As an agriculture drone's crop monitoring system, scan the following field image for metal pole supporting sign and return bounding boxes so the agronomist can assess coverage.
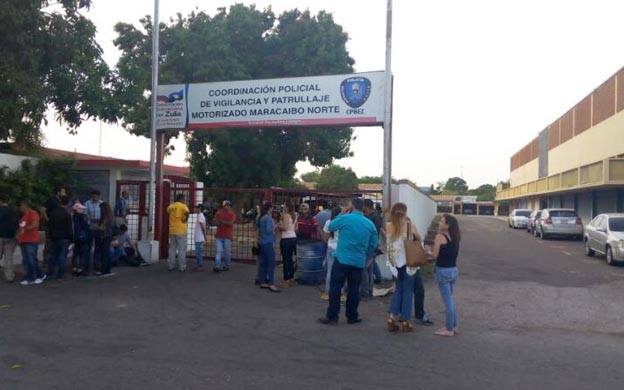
[382,0,393,210]
[143,0,160,262]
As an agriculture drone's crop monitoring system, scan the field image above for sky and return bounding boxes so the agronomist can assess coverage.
[42,0,624,189]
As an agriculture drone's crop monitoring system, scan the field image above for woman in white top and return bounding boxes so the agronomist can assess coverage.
[278,200,297,287]
[321,206,342,300]
[386,202,422,332]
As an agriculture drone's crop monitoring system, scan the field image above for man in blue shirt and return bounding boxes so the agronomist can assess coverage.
[319,198,378,325]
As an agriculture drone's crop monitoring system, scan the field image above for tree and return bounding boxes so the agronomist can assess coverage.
[113,5,355,187]
[469,184,497,201]
[359,175,383,184]
[0,1,116,149]
[443,177,468,195]
[316,165,359,190]
[0,157,84,208]
[301,171,321,183]
[429,184,441,195]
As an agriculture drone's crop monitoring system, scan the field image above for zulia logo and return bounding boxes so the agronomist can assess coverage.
[340,77,371,108]
[157,90,184,103]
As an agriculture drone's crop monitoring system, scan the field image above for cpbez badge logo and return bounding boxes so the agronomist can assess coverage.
[340,77,371,108]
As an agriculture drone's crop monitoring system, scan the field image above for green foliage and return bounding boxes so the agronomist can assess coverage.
[301,171,321,183]
[468,184,497,201]
[443,177,468,195]
[316,165,359,190]
[359,175,383,184]
[0,1,116,149]
[113,5,355,187]
[0,157,83,208]
[429,184,442,195]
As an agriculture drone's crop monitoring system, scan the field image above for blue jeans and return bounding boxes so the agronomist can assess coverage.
[326,259,362,321]
[214,238,231,269]
[257,243,275,285]
[48,239,69,278]
[195,241,204,267]
[436,267,459,331]
[389,266,416,320]
[279,238,297,281]
[20,243,44,282]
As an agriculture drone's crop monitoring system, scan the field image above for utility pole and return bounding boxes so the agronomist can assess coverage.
[147,0,160,242]
[382,0,393,210]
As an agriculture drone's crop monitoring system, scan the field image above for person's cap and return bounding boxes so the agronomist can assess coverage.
[222,200,232,207]
[73,203,86,213]
[196,203,203,210]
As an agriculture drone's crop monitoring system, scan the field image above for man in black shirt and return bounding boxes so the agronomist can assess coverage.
[47,196,73,279]
[0,194,19,283]
[361,199,384,299]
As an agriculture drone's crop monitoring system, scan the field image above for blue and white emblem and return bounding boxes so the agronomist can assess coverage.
[340,77,371,108]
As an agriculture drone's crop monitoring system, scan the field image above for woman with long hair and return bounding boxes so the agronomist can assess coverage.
[278,200,297,288]
[430,214,461,337]
[321,206,342,300]
[386,203,422,332]
[94,202,114,276]
[257,202,279,292]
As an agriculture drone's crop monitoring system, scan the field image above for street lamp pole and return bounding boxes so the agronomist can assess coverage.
[147,0,160,242]
[382,0,393,210]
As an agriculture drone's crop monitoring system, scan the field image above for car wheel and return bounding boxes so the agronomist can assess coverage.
[606,247,616,266]
[584,239,595,257]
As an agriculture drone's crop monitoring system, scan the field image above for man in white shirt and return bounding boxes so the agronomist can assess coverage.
[193,204,207,272]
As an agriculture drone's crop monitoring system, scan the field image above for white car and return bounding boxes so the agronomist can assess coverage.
[509,209,532,229]
[584,213,624,265]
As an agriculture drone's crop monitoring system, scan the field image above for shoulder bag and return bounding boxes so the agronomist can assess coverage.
[404,220,427,267]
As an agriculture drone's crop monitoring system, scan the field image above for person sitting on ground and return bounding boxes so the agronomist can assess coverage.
[296,203,318,240]
[110,224,139,266]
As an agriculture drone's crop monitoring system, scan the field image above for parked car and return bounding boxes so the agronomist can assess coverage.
[527,210,542,235]
[537,209,583,240]
[584,213,624,265]
[508,209,532,229]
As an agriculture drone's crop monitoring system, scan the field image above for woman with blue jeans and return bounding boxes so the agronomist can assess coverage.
[429,214,461,337]
[386,203,422,332]
[257,203,279,293]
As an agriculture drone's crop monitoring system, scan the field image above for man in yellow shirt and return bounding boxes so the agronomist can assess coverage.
[167,193,190,272]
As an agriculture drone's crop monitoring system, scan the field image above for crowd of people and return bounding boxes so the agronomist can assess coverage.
[0,187,141,286]
[1,188,462,337]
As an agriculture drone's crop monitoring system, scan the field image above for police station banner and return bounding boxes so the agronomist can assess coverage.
[155,71,385,130]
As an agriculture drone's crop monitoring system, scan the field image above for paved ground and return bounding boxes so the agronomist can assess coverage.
[2,216,624,390]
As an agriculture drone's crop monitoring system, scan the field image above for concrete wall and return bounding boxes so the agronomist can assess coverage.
[510,158,539,187]
[391,184,437,238]
[0,153,35,171]
[548,111,624,176]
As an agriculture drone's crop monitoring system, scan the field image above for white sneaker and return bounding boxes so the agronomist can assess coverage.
[20,280,34,286]
[34,275,47,284]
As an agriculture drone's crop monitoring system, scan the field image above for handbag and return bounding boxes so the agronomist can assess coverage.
[404,221,427,267]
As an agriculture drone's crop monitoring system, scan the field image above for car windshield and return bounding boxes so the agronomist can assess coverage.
[608,218,624,232]
[549,210,576,218]
[516,211,531,217]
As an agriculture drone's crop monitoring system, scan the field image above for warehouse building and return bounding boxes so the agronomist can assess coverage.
[496,66,624,222]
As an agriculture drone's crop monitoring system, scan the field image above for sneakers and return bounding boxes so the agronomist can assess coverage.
[320,292,329,301]
[20,280,34,286]
[34,275,47,285]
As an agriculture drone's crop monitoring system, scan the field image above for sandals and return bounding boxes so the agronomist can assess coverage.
[387,317,399,332]
[400,321,414,332]
[434,327,455,337]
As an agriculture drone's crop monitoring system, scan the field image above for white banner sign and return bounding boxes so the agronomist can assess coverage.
[155,71,385,130]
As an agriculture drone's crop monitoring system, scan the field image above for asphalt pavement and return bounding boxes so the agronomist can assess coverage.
[1,215,623,390]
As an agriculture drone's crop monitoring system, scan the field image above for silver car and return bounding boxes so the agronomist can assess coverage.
[509,209,532,229]
[537,208,583,240]
[584,213,624,265]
